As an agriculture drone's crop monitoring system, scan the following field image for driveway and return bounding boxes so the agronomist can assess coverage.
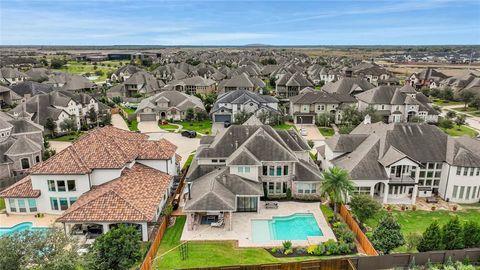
[137,121,164,133]
[147,132,199,167]
[48,141,72,153]
[211,122,226,135]
[111,114,129,130]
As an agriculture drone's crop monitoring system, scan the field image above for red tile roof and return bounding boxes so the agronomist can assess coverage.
[31,126,177,175]
[0,176,40,198]
[57,163,172,223]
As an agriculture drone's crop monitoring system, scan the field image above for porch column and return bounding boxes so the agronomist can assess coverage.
[102,223,110,235]
[229,211,233,231]
[370,186,375,197]
[64,223,71,236]
[411,185,418,205]
[140,223,148,241]
[383,183,389,204]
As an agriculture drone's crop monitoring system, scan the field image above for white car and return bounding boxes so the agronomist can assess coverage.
[300,128,307,136]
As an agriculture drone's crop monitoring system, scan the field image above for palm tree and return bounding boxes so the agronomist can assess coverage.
[320,166,355,216]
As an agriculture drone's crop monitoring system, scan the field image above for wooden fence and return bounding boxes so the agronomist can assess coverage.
[339,204,378,256]
[186,258,357,270]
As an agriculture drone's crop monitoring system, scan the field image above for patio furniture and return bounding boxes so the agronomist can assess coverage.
[211,219,224,227]
[265,201,279,209]
[426,197,438,203]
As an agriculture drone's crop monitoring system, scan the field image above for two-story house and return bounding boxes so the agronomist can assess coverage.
[165,76,217,95]
[107,71,165,99]
[355,84,439,123]
[318,122,480,205]
[217,73,265,93]
[275,72,314,98]
[210,90,279,124]
[289,87,357,124]
[407,68,449,89]
[183,118,321,231]
[110,65,143,83]
[351,62,391,86]
[0,68,28,86]
[0,126,180,241]
[44,73,96,92]
[135,90,206,122]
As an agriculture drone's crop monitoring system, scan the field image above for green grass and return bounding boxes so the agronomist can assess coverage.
[128,120,139,131]
[155,216,319,270]
[451,106,478,113]
[273,122,295,130]
[364,209,480,252]
[159,123,179,131]
[182,153,195,171]
[320,204,334,221]
[318,127,335,137]
[0,198,5,210]
[50,132,84,142]
[178,120,212,134]
[432,99,463,107]
[120,106,136,115]
[440,125,479,137]
[52,60,121,82]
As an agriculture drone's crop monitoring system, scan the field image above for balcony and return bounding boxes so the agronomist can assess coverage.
[389,175,416,184]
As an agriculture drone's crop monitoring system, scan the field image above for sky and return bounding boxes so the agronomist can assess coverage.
[0,0,479,46]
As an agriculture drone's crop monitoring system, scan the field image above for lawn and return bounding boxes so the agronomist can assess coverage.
[159,123,180,131]
[318,127,335,137]
[432,99,463,107]
[128,120,139,131]
[52,60,122,82]
[451,107,478,113]
[440,125,479,137]
[50,132,84,142]
[0,198,5,210]
[273,122,295,130]
[155,216,318,270]
[120,106,136,115]
[364,208,480,252]
[182,153,195,171]
[179,120,212,135]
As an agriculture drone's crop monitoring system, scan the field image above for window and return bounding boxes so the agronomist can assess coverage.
[67,180,76,191]
[9,198,16,212]
[428,163,434,169]
[459,186,465,199]
[477,168,480,176]
[59,198,69,210]
[434,171,441,178]
[470,169,474,176]
[419,171,425,178]
[219,159,226,163]
[69,197,77,206]
[268,183,274,194]
[283,166,289,175]
[298,183,304,193]
[353,186,371,195]
[50,197,59,210]
[28,199,37,212]
[48,180,56,191]
[244,167,250,173]
[297,183,317,194]
[436,163,443,170]
[269,166,274,176]
[212,159,218,163]
[57,180,66,192]
[463,168,468,176]
[17,199,27,213]
[21,158,30,169]
[466,187,471,199]
[472,187,477,199]
[433,180,440,186]
[263,166,268,175]
[452,186,458,198]
[456,167,462,175]
[35,156,40,163]
[276,166,282,176]
[238,167,244,173]
[237,197,258,212]
[275,182,282,193]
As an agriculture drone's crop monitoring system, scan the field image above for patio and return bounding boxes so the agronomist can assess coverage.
[0,213,60,228]
[180,201,336,247]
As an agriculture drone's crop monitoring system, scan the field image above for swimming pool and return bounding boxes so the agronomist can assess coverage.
[251,213,322,243]
[0,222,49,237]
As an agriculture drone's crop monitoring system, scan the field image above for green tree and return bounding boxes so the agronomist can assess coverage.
[316,112,334,127]
[100,112,112,126]
[349,194,382,223]
[234,110,253,124]
[320,166,355,216]
[340,105,363,126]
[417,221,443,252]
[455,114,467,126]
[50,58,65,69]
[185,108,195,121]
[371,214,405,254]
[446,111,457,119]
[459,91,475,109]
[363,106,383,123]
[470,96,480,110]
[442,216,464,250]
[85,224,141,270]
[441,88,454,101]
[45,117,57,136]
[87,107,98,123]
[405,232,422,252]
[463,221,480,248]
[439,118,454,129]
[59,118,78,134]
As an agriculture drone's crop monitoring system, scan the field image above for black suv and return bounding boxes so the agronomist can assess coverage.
[181,130,197,138]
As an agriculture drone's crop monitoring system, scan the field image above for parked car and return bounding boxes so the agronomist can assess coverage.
[224,120,231,128]
[300,127,307,136]
[181,130,197,138]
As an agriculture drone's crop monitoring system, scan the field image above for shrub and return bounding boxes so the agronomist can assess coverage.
[405,232,422,252]
[463,221,480,248]
[349,194,382,223]
[306,245,317,255]
[418,221,443,252]
[332,222,355,243]
[284,248,293,255]
[282,240,292,250]
[431,206,436,211]
[442,216,464,250]
[439,118,454,129]
[323,239,339,255]
[371,214,404,254]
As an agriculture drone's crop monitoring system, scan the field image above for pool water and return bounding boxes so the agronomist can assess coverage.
[251,213,322,243]
[0,222,49,237]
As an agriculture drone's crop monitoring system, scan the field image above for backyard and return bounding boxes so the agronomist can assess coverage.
[49,132,84,142]
[318,127,335,137]
[169,120,212,135]
[154,216,319,270]
[439,124,479,137]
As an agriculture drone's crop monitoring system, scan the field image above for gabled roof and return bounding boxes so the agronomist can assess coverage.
[322,78,374,96]
[0,176,40,198]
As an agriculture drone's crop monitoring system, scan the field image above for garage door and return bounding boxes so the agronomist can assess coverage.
[139,114,157,122]
[214,114,231,123]
[296,115,313,124]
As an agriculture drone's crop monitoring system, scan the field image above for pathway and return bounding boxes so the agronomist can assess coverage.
[48,141,72,153]
[440,105,480,132]
[111,114,129,131]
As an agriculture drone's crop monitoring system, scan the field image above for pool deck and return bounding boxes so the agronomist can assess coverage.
[0,213,61,228]
[180,201,336,247]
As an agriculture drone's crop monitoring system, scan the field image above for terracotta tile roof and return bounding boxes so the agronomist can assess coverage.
[0,176,40,198]
[30,126,177,175]
[57,163,172,223]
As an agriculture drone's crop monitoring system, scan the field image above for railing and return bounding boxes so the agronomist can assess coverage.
[389,175,415,184]
[339,204,379,256]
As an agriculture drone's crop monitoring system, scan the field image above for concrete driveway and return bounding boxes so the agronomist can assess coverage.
[212,122,226,135]
[138,121,164,133]
[147,132,199,167]
[48,141,72,153]
[295,124,325,150]
[111,114,129,130]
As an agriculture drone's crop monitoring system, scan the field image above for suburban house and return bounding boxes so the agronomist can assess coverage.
[322,77,375,97]
[210,90,279,124]
[0,112,44,183]
[0,85,22,108]
[165,76,217,95]
[110,65,143,82]
[11,90,101,134]
[0,126,180,241]
[318,122,480,204]
[309,67,341,84]
[25,68,51,82]
[107,71,165,98]
[439,73,480,95]
[355,84,439,123]
[289,87,357,124]
[135,90,206,122]
[0,67,28,85]
[407,68,449,89]
[217,73,265,93]
[275,72,314,98]
[44,73,97,92]
[183,118,321,230]
[10,81,56,102]
[351,62,391,86]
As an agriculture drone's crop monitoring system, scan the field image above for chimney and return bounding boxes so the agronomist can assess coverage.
[363,114,371,125]
[235,140,238,149]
